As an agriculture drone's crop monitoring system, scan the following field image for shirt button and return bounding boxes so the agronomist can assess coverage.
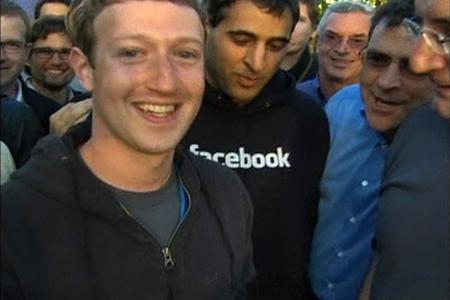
[361,180,369,187]
[337,251,344,258]
[349,217,356,223]
[328,283,334,289]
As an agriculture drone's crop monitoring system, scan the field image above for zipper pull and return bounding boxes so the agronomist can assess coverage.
[162,247,175,269]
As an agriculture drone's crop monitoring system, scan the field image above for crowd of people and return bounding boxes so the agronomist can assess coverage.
[1,0,448,299]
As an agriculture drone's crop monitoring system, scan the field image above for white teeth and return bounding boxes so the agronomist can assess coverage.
[137,103,175,114]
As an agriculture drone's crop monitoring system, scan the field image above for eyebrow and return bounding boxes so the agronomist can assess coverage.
[227,29,290,44]
[113,34,204,46]
[325,30,367,38]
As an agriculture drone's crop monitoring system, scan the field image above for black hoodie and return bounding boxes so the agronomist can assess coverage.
[183,70,329,300]
[1,125,255,300]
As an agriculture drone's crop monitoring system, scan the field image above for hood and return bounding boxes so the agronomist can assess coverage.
[203,69,297,114]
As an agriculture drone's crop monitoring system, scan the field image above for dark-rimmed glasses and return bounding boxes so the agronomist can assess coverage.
[31,47,71,60]
[402,17,450,55]
[0,40,26,54]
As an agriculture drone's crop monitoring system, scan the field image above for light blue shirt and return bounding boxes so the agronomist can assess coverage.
[296,75,326,106]
[309,84,389,300]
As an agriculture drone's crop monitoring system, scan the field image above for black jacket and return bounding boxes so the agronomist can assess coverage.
[0,96,45,167]
[1,126,255,300]
[183,70,329,299]
[20,79,62,133]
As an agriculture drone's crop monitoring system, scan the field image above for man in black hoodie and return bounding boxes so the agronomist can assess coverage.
[1,1,255,299]
[183,0,329,299]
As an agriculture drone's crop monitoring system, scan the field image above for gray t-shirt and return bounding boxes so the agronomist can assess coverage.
[110,169,181,246]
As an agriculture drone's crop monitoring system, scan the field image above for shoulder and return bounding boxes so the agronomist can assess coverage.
[390,104,449,156]
[325,84,363,120]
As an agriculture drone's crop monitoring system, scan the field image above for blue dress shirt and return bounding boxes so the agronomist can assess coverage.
[296,75,326,106]
[309,84,389,300]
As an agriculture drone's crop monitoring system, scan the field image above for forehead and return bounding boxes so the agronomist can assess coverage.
[40,3,70,17]
[218,0,293,37]
[325,11,371,35]
[415,0,450,26]
[0,16,27,41]
[367,22,414,57]
[299,2,310,20]
[34,32,72,46]
[94,1,203,43]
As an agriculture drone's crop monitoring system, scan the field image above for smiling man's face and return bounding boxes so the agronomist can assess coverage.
[317,11,371,85]
[361,21,433,136]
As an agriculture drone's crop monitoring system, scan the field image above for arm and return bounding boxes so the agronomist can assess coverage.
[49,98,92,136]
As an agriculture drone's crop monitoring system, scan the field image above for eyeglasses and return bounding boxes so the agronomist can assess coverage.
[0,40,26,54]
[402,17,450,55]
[363,50,421,78]
[321,31,368,52]
[31,47,71,60]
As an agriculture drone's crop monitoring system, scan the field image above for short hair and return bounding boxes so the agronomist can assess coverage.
[299,0,319,27]
[34,0,71,19]
[0,0,32,42]
[30,16,69,44]
[369,0,414,37]
[317,1,374,35]
[67,0,205,65]
[204,0,299,30]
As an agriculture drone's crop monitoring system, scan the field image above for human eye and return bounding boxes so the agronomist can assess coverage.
[349,37,367,48]
[267,40,288,52]
[4,40,23,51]
[119,48,141,58]
[229,33,252,46]
[324,32,338,41]
[365,51,390,68]
[175,48,202,62]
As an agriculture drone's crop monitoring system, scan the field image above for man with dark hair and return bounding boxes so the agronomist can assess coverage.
[1,0,62,133]
[1,1,255,299]
[370,0,449,299]
[34,0,71,19]
[26,16,79,105]
[309,0,433,299]
[281,0,319,82]
[297,1,374,105]
[183,0,329,299]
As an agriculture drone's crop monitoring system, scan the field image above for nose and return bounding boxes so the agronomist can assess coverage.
[244,43,266,73]
[377,62,402,90]
[48,52,64,64]
[335,39,350,54]
[146,53,177,94]
[410,36,447,75]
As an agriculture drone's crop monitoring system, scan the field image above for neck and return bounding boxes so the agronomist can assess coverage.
[1,80,19,98]
[79,134,174,192]
[32,80,70,104]
[318,71,358,101]
[280,47,306,71]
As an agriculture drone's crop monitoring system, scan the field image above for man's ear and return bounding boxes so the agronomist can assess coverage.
[69,47,94,91]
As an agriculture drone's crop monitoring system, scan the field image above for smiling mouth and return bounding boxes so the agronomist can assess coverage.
[46,69,66,75]
[237,74,261,88]
[374,96,406,111]
[136,103,177,117]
